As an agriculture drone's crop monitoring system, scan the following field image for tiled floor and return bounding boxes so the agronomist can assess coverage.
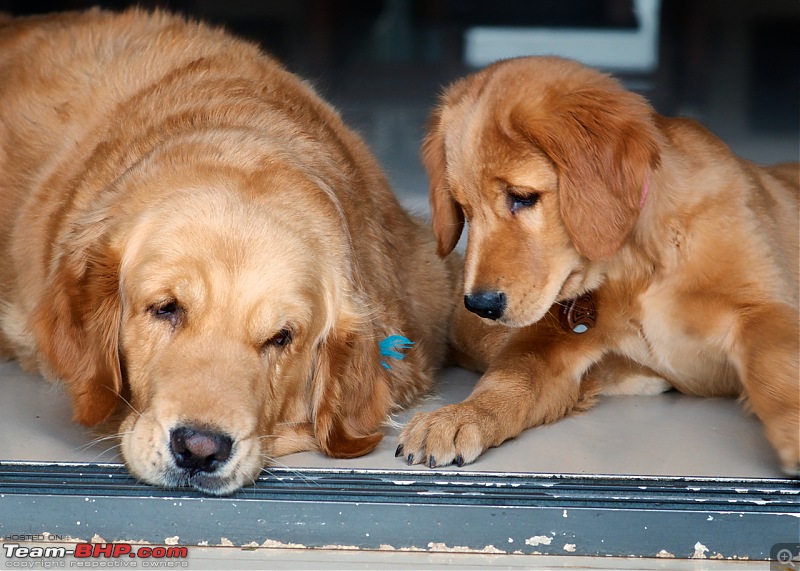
[0,361,786,478]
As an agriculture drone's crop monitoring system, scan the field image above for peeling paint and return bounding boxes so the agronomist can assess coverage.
[428,543,475,553]
[218,538,234,547]
[427,542,506,554]
[691,541,709,559]
[91,534,106,543]
[563,543,576,552]
[656,549,675,558]
[478,545,506,554]
[525,535,553,547]
[260,539,307,549]
[163,536,179,545]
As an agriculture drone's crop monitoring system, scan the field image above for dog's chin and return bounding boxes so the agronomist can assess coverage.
[496,303,550,329]
[166,469,248,496]
[130,464,253,496]
[500,268,589,328]
[556,269,591,302]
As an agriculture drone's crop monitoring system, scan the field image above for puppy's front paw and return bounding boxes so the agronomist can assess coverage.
[397,403,494,468]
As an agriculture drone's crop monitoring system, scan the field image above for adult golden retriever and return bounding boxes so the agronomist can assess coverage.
[0,9,458,495]
[397,56,799,475]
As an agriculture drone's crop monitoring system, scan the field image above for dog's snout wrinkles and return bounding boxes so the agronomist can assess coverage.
[170,427,233,472]
[464,291,506,320]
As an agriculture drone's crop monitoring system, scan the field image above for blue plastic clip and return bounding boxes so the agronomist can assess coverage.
[379,335,414,370]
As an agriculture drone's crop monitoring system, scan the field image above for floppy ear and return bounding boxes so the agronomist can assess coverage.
[423,107,464,258]
[514,81,662,260]
[311,307,394,458]
[31,226,122,426]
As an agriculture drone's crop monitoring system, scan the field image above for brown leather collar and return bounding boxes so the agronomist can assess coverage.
[558,292,597,334]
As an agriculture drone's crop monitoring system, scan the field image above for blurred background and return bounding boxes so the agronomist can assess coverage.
[3,0,797,212]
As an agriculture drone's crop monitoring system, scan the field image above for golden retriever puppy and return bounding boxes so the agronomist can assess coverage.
[0,9,458,495]
[398,56,799,475]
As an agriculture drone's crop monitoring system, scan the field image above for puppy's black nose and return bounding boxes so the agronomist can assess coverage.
[464,291,506,320]
[170,426,233,473]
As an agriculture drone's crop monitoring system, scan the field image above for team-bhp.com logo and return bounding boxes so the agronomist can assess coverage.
[3,536,188,568]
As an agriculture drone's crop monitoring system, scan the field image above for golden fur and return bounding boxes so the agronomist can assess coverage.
[0,9,458,495]
[398,57,799,475]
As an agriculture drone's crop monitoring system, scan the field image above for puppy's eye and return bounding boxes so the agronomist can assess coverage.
[262,328,293,351]
[148,300,182,327]
[507,191,540,213]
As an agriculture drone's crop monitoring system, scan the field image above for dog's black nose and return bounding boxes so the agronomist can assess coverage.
[464,290,506,320]
[170,427,233,473]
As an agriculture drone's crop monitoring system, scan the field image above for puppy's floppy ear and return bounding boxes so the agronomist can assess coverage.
[423,107,464,258]
[31,221,122,426]
[311,306,392,458]
[514,76,662,260]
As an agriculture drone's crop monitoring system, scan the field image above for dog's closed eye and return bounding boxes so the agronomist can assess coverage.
[507,189,540,214]
[261,328,293,351]
[149,299,183,329]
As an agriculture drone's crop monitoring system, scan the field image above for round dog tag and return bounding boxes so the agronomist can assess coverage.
[558,292,596,334]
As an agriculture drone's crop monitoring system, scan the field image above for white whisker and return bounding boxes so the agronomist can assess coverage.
[74,430,133,455]
[90,442,123,461]
[257,457,320,486]
[115,391,142,417]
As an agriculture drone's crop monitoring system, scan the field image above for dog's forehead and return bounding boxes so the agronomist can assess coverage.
[121,191,325,300]
[441,94,557,204]
[441,97,488,197]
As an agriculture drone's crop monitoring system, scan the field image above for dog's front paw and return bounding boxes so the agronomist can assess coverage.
[396,403,495,468]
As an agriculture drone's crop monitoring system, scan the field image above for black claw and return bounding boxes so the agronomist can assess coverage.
[395,444,404,458]
[428,456,436,469]
[406,453,414,466]
[455,454,465,467]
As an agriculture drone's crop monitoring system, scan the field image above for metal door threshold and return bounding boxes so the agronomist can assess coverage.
[1,461,797,560]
